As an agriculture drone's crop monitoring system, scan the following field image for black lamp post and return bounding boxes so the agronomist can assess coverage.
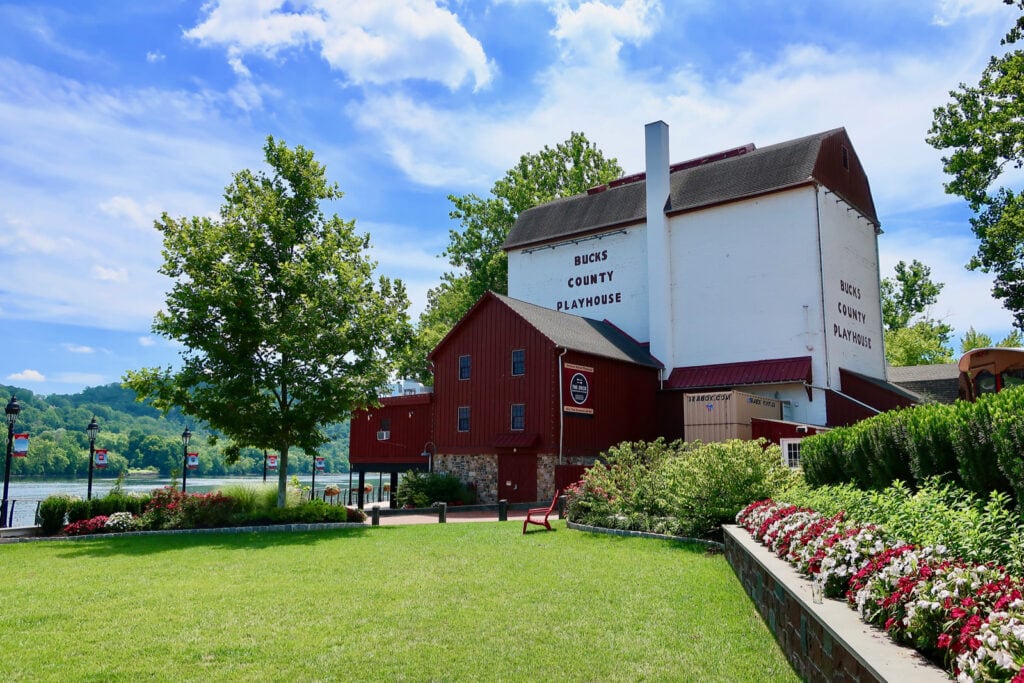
[181,426,192,493]
[2,395,21,528]
[86,416,99,501]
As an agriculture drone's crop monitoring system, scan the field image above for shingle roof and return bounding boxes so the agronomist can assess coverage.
[886,363,960,404]
[493,293,662,368]
[504,127,878,250]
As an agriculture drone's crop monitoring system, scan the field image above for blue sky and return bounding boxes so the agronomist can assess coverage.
[0,0,1019,396]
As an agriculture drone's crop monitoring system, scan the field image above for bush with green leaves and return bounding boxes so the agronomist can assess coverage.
[801,387,1024,504]
[65,492,152,525]
[565,438,797,539]
[236,500,364,525]
[779,476,1024,576]
[395,471,475,508]
[38,494,76,535]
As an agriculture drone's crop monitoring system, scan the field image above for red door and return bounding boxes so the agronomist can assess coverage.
[498,454,537,503]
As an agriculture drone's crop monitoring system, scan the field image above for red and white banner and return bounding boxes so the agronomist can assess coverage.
[94,449,108,469]
[314,456,325,471]
[562,363,594,415]
[267,454,278,470]
[186,452,199,470]
[12,432,28,457]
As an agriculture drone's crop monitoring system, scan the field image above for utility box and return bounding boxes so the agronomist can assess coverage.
[683,390,782,442]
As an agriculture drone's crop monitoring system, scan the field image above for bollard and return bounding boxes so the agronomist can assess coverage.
[558,494,566,520]
[436,502,447,523]
[371,506,380,526]
[498,499,508,522]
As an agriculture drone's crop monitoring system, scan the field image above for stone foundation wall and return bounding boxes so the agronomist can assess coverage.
[435,453,499,503]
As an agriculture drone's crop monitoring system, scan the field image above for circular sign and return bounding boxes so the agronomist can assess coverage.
[569,372,590,405]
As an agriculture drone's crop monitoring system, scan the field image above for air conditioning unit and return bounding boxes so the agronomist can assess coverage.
[376,430,391,441]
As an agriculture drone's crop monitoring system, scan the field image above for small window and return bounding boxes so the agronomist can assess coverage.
[511,349,525,376]
[841,145,850,171]
[780,438,802,469]
[459,355,471,380]
[457,406,470,432]
[511,403,525,431]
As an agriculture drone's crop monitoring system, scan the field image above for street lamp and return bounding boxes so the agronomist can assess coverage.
[85,416,100,501]
[2,395,21,527]
[181,426,192,493]
[420,441,435,473]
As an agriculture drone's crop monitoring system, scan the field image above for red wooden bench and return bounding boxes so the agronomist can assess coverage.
[522,489,560,534]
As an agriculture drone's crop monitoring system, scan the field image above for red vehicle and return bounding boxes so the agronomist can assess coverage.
[957,347,1024,401]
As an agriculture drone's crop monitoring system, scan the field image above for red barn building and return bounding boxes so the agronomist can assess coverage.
[348,393,433,506]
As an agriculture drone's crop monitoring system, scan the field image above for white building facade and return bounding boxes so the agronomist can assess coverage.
[505,122,904,428]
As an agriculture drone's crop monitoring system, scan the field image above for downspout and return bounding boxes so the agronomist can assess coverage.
[558,347,567,465]
[814,185,830,397]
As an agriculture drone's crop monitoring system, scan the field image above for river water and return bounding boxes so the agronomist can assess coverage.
[2,472,396,528]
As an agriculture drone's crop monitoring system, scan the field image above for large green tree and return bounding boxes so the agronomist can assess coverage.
[399,132,622,382]
[125,137,410,506]
[960,325,1024,353]
[880,259,954,365]
[928,0,1024,330]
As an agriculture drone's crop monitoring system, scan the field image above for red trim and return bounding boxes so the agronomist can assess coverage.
[666,356,812,390]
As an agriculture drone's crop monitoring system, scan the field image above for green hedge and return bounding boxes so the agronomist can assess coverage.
[802,387,1024,503]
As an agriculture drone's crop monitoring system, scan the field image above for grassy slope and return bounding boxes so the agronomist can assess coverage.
[1,522,797,682]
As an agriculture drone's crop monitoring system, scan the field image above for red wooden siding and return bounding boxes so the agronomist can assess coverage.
[349,394,433,467]
[430,297,557,454]
[560,350,659,457]
[812,129,878,225]
[751,418,825,444]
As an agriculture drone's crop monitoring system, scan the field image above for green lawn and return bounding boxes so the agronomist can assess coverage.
[1,521,797,682]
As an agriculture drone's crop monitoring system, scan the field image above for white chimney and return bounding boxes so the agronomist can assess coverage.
[645,120,674,378]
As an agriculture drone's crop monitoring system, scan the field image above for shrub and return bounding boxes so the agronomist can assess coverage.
[217,483,277,513]
[395,471,475,508]
[63,516,109,536]
[565,438,796,539]
[38,494,76,535]
[236,501,364,525]
[104,511,136,532]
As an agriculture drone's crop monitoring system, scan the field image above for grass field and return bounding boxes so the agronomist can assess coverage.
[1,521,797,682]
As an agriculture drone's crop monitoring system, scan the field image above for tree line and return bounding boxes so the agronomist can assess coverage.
[2,383,350,479]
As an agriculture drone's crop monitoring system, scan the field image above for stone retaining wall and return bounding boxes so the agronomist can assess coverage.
[723,525,946,683]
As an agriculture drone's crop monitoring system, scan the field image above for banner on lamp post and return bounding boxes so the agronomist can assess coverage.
[186,452,199,470]
[267,454,278,470]
[94,449,108,469]
[314,456,325,471]
[12,432,29,457]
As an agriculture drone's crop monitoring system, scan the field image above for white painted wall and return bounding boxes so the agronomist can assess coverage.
[507,225,650,342]
[817,188,887,387]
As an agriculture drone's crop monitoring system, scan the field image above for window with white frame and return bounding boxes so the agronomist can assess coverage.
[780,438,802,468]
[511,403,525,431]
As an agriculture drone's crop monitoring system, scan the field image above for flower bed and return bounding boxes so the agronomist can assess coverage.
[737,499,1024,681]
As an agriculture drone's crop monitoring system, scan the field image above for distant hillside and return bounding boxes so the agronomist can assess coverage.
[0,383,350,478]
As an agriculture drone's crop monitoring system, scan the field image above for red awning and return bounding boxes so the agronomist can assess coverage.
[666,356,812,390]
[493,432,539,449]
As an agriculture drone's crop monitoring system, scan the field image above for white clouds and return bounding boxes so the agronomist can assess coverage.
[138,336,156,347]
[92,265,129,283]
[62,343,95,354]
[551,0,660,66]
[931,0,1010,26]
[7,369,45,383]
[99,196,160,230]
[146,50,166,63]
[186,0,495,93]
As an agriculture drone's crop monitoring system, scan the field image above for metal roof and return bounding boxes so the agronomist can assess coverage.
[665,356,813,390]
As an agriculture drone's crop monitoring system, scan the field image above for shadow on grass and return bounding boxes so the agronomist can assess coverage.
[47,524,397,558]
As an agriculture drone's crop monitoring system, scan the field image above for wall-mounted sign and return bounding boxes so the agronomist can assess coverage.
[186,453,199,470]
[563,363,594,415]
[314,456,325,471]
[94,449,108,469]
[267,454,278,470]
[12,433,28,457]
